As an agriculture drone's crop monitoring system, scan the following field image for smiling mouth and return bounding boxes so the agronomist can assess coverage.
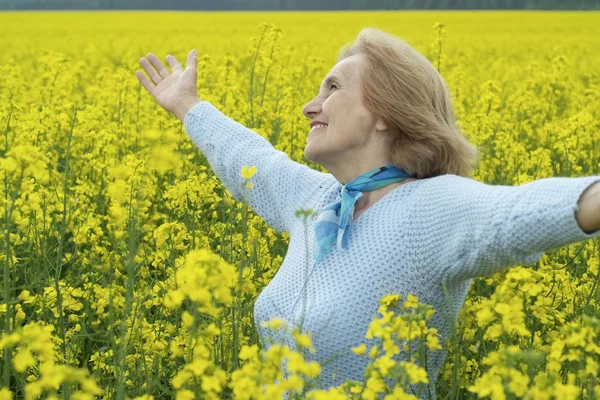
[309,125,328,135]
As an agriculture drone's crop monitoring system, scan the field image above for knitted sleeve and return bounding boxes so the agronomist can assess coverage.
[426,175,600,283]
[183,101,333,233]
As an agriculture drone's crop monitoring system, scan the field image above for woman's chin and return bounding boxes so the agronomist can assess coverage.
[304,146,319,164]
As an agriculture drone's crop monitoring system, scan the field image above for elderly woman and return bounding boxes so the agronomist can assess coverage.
[137,28,600,398]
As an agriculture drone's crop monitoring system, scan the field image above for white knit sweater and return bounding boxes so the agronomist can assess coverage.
[183,100,600,399]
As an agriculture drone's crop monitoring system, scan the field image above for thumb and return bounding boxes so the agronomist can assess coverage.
[187,49,197,69]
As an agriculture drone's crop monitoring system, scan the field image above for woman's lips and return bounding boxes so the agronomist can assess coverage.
[309,125,327,136]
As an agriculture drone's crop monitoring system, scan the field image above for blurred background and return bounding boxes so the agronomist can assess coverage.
[1,0,600,10]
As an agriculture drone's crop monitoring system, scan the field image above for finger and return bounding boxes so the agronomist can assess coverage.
[166,54,183,73]
[139,56,163,85]
[186,49,197,70]
[136,70,155,94]
[146,53,171,80]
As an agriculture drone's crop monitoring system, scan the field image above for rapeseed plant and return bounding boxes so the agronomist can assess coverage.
[0,12,599,400]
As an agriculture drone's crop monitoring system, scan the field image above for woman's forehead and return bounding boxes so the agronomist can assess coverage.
[322,60,356,86]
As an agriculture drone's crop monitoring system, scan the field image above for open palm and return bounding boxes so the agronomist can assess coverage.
[136,49,198,114]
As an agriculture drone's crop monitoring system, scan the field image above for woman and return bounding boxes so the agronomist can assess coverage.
[136,28,600,398]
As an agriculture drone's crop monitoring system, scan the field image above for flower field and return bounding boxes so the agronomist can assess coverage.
[0,10,600,400]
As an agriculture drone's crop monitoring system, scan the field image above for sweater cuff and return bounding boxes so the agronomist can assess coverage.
[566,176,600,238]
[183,101,214,144]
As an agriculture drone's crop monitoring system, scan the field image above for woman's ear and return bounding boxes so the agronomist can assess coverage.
[375,116,388,132]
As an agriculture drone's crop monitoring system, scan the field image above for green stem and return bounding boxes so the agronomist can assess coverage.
[2,104,14,388]
[55,107,79,375]
[248,24,269,128]
[116,184,141,400]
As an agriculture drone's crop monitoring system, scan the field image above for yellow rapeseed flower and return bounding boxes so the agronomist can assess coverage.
[0,388,12,400]
[240,165,257,180]
[175,389,195,400]
[368,346,379,359]
[400,361,429,385]
[383,386,419,399]
[293,329,315,353]
[14,349,35,372]
[352,343,367,356]
[426,334,442,351]
[4,13,600,400]
[260,317,286,330]
[238,344,259,360]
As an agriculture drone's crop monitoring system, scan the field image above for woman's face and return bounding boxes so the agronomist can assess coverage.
[302,53,389,176]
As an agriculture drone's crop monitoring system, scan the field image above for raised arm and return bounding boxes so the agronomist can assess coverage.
[183,101,335,233]
[136,50,334,233]
[418,174,600,284]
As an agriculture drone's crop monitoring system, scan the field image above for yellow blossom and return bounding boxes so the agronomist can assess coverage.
[352,343,367,356]
[241,165,257,180]
[0,388,13,400]
[293,329,315,353]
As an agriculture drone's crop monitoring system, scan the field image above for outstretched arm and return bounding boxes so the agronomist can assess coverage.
[136,52,334,233]
[182,101,335,234]
[416,175,600,284]
[575,182,600,233]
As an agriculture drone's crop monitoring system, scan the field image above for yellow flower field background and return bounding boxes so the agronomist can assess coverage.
[0,10,599,400]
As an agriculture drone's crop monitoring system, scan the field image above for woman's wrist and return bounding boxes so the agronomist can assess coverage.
[174,96,202,122]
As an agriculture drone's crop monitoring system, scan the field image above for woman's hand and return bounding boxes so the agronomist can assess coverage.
[136,49,201,121]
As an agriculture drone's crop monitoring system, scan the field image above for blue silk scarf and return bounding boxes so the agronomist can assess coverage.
[313,164,417,263]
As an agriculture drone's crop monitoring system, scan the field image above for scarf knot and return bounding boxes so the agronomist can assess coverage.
[313,164,417,263]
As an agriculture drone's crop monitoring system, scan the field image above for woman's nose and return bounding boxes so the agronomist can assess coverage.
[302,98,321,118]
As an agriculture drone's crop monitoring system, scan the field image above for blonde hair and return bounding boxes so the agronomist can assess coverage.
[337,28,479,178]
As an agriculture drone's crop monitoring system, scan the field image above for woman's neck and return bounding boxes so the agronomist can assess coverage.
[354,178,417,211]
